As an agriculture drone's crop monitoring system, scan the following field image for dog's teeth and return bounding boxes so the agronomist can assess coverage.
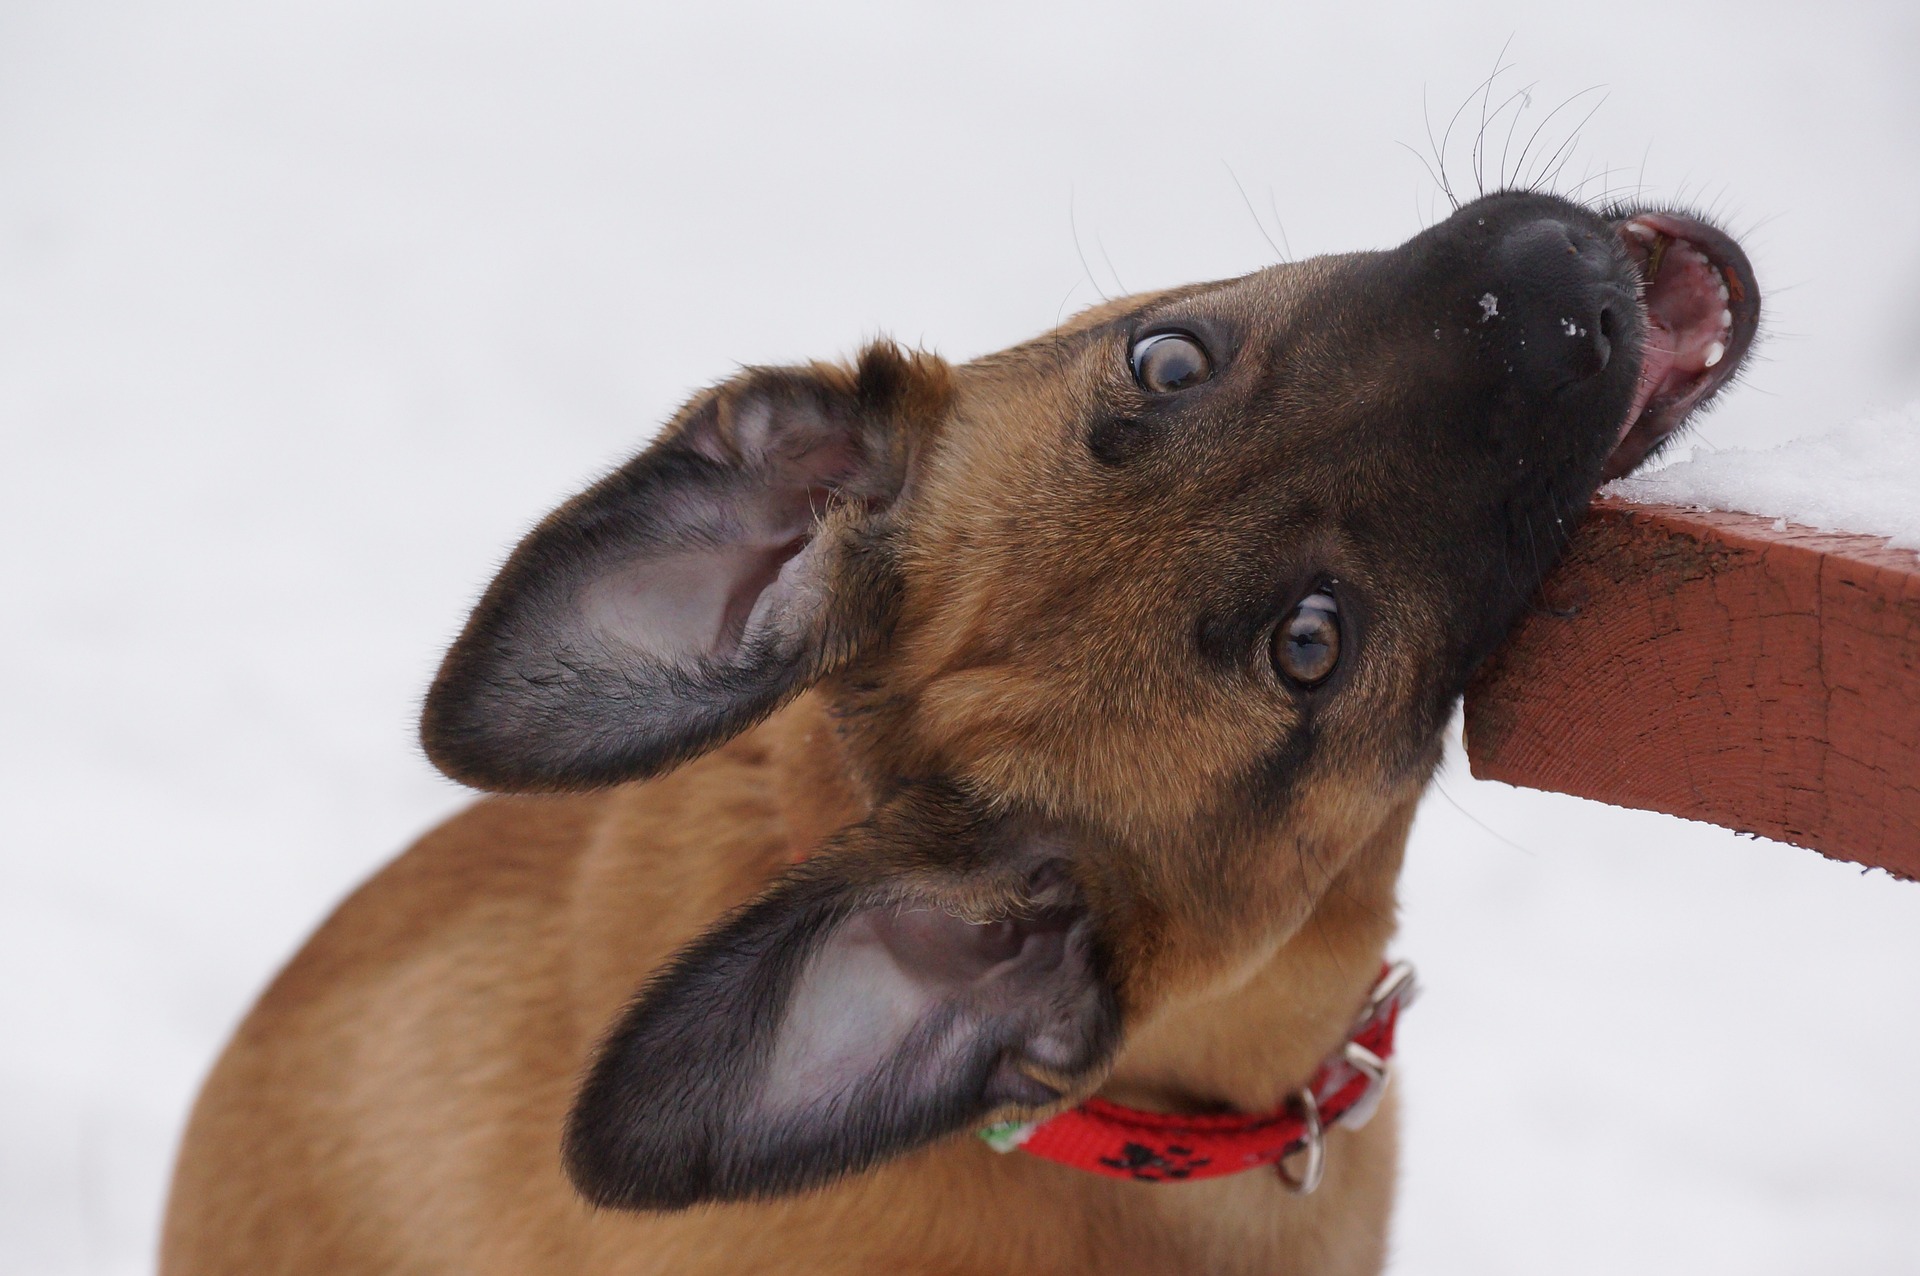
[1625,220,1658,241]
[1720,308,1733,330]
[1703,341,1726,368]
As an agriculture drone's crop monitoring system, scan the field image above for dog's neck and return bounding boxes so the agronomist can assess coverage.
[1099,814,1408,1114]
[768,693,1410,1118]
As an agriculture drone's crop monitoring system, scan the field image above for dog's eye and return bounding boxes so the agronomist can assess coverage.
[1130,332,1212,393]
[1272,591,1341,687]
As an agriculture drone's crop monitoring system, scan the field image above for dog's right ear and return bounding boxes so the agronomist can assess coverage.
[421,342,950,791]
[562,785,1122,1210]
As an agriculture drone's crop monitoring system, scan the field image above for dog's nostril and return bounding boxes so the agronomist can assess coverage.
[1591,304,1616,372]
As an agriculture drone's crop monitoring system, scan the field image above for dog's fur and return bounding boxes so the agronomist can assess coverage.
[161,190,1757,1275]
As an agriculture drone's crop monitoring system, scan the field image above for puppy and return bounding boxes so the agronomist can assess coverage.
[162,190,1758,1275]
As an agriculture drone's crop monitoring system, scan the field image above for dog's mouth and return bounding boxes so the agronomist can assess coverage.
[1604,210,1760,479]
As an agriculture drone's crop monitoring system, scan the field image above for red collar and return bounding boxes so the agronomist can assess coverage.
[979,961,1417,1195]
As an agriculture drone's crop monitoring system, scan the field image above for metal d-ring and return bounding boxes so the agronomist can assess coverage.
[1276,1086,1325,1195]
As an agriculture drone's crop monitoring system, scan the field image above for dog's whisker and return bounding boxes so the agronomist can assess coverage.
[1470,36,1518,198]
[1068,186,1108,303]
[1226,161,1287,265]
[1419,84,1460,209]
[1433,778,1540,858]
[1530,90,1610,195]
[1267,187,1295,262]
[1512,84,1606,193]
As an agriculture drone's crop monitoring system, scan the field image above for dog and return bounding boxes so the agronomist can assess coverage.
[160,189,1758,1274]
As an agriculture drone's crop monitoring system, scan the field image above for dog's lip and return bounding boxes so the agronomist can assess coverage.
[1602,209,1760,480]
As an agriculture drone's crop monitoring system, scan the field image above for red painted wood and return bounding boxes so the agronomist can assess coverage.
[1464,497,1920,879]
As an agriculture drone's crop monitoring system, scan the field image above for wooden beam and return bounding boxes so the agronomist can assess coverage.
[1464,497,1920,879]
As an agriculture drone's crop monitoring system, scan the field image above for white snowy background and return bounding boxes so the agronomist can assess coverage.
[5,2,1918,1272]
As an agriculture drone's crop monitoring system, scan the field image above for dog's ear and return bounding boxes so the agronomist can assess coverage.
[420,341,950,791]
[562,786,1121,1210]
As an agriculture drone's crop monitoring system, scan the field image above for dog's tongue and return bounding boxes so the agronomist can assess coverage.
[1616,218,1736,447]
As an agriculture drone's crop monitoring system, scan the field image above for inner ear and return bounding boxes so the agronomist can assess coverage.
[767,899,1093,1116]
[561,797,1121,1210]
[578,437,850,663]
[420,343,947,792]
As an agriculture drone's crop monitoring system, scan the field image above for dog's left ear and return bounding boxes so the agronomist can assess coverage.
[421,342,949,791]
[562,786,1121,1210]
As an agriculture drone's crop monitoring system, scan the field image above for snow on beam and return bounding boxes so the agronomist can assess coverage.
[1465,497,1920,879]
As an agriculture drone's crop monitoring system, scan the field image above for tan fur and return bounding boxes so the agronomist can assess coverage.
[164,696,1407,1275]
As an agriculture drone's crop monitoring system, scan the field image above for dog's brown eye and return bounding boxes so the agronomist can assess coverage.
[1273,591,1340,686]
[1130,332,1211,393]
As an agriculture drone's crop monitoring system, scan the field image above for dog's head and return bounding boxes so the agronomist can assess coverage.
[422,190,1758,1208]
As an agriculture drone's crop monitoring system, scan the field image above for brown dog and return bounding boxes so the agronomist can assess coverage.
[161,190,1758,1274]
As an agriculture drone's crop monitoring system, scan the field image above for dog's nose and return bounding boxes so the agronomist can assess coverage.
[1489,218,1627,392]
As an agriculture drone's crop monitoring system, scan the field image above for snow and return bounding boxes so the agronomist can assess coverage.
[4,3,1919,1274]
[1608,400,1920,550]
